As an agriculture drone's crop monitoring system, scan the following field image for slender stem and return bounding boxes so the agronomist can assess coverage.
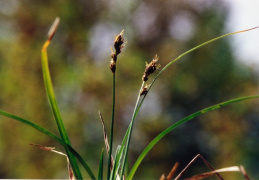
[120,81,145,178]
[108,73,116,179]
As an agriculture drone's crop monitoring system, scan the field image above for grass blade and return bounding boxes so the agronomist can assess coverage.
[110,146,124,180]
[147,27,259,96]
[127,95,259,179]
[120,81,145,178]
[41,17,82,179]
[0,110,96,179]
[118,27,259,179]
[98,149,104,180]
[125,27,259,179]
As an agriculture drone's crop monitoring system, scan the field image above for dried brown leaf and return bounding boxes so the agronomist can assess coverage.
[167,162,179,180]
[98,111,114,167]
[184,166,248,180]
[30,143,74,180]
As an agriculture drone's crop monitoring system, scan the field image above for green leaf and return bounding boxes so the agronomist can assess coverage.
[0,110,96,179]
[127,95,259,179]
[98,149,104,180]
[41,17,82,179]
[119,82,145,178]
[110,146,124,180]
[125,26,259,179]
[108,74,116,179]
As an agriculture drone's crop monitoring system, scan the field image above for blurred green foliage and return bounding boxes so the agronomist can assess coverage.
[0,0,258,179]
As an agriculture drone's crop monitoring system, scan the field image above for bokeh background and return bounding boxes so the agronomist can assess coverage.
[0,0,259,179]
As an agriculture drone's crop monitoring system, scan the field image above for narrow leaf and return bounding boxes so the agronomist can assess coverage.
[127,26,259,179]
[41,17,82,179]
[120,82,145,178]
[98,149,104,180]
[0,111,96,179]
[127,95,259,179]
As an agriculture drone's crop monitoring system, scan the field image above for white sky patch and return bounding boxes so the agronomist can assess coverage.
[133,3,158,40]
[169,12,196,41]
[0,0,19,15]
[225,0,259,67]
[88,23,120,63]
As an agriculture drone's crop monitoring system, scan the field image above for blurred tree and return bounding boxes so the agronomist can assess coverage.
[0,0,258,179]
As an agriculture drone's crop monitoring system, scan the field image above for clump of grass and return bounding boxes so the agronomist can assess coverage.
[0,17,258,179]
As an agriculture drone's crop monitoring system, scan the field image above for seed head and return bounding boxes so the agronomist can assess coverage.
[140,84,150,96]
[142,54,160,82]
[47,17,60,41]
[114,30,125,55]
[109,30,125,73]
[110,59,116,73]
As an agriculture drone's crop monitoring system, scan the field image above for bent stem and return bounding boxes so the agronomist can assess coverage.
[41,17,82,179]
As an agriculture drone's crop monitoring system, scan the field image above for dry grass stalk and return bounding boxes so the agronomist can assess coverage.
[160,162,179,180]
[184,166,250,180]
[174,154,223,180]
[98,111,114,169]
[30,143,75,180]
[172,154,250,180]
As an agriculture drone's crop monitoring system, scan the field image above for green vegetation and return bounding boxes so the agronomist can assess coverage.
[0,1,259,179]
[1,17,258,179]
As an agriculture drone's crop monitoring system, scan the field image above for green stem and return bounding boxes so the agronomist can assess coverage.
[108,73,116,179]
[120,81,145,178]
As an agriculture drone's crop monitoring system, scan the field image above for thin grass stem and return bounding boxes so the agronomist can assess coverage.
[108,73,116,179]
[120,81,145,178]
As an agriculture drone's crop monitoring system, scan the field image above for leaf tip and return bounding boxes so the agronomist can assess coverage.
[47,17,60,41]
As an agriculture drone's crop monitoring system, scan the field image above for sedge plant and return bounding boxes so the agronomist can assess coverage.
[0,17,258,179]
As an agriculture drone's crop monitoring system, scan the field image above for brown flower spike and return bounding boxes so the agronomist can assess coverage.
[114,30,125,55]
[142,54,160,82]
[140,84,150,96]
[110,30,125,73]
